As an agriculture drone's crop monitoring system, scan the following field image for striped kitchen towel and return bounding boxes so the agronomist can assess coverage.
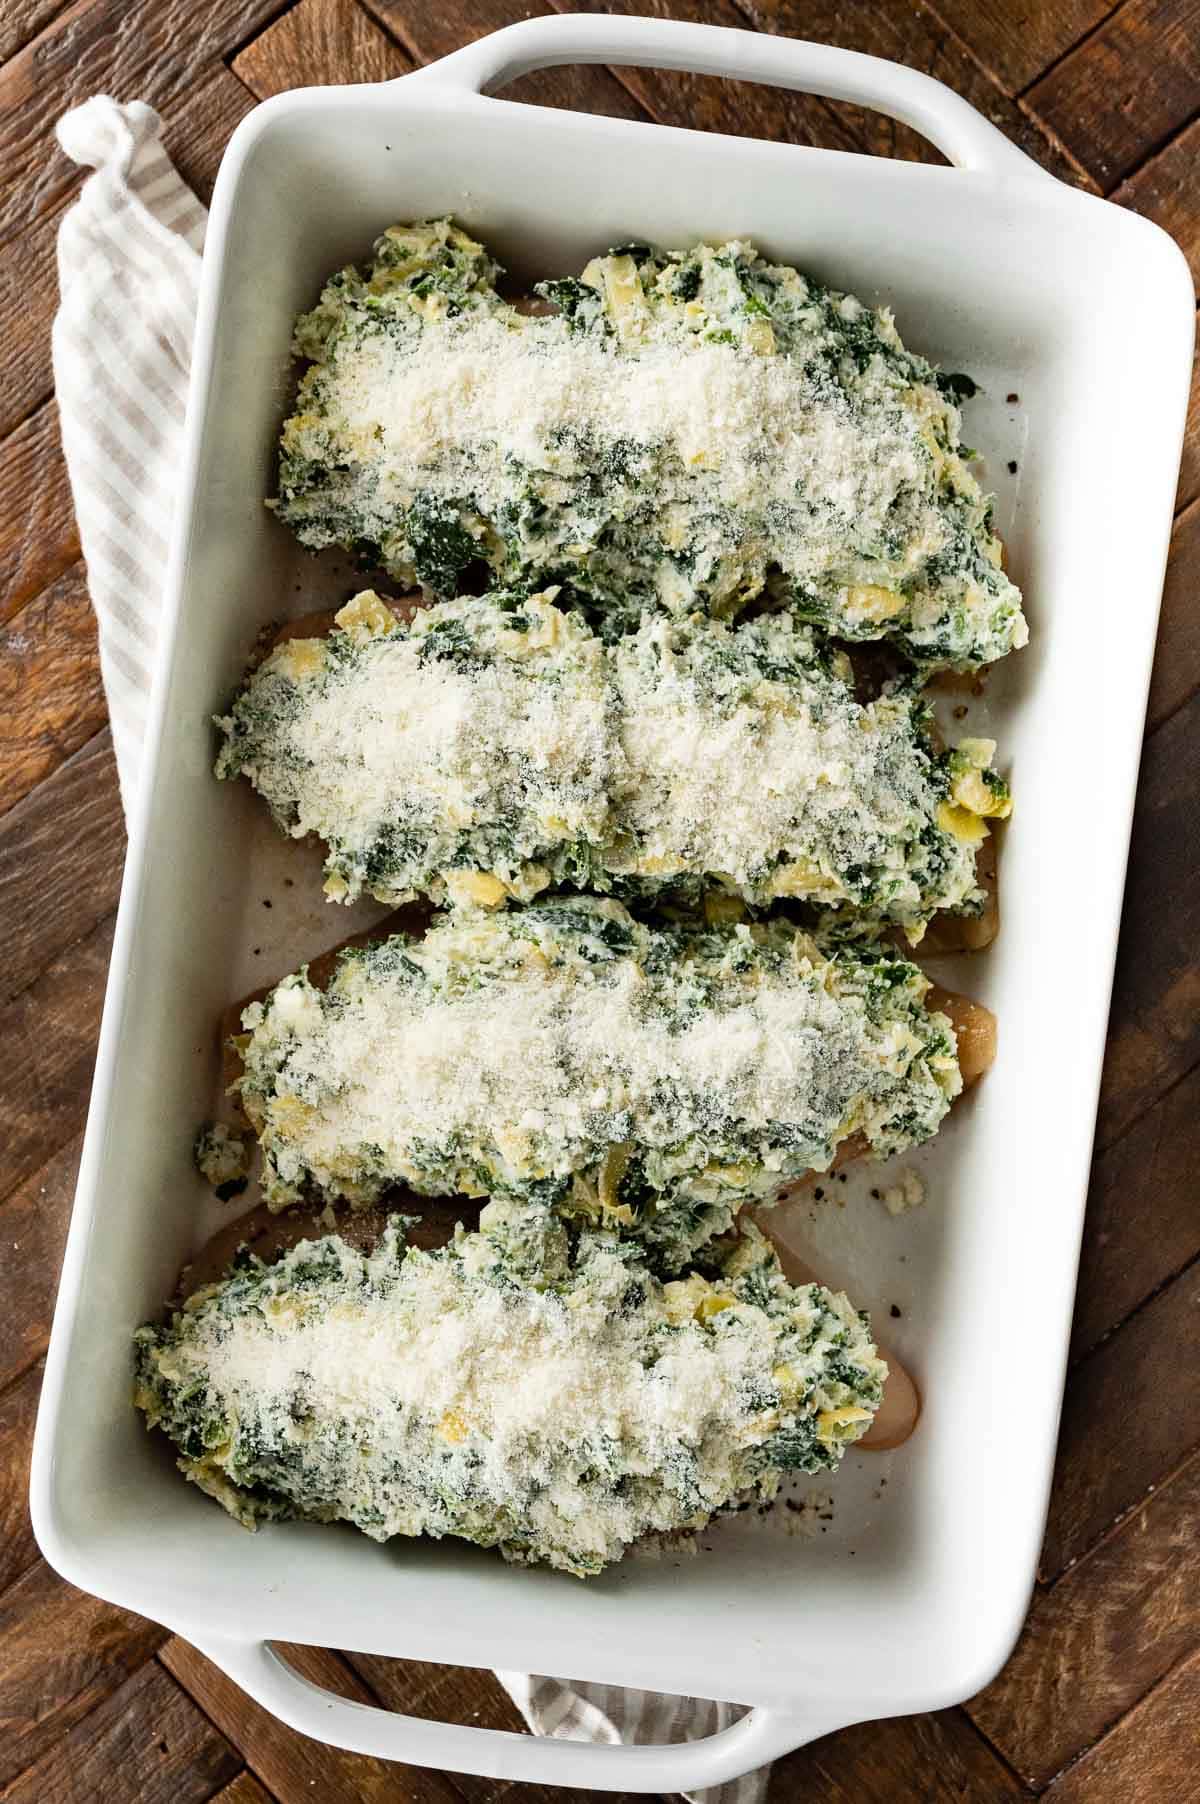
[51,94,769,1804]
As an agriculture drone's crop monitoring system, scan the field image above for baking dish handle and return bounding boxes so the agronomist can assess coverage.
[402,13,1058,186]
[189,1634,845,1791]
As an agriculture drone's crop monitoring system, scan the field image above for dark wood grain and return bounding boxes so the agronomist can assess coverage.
[1093,687,1200,1151]
[921,0,1116,92]
[0,910,114,1205]
[1,1657,241,1804]
[1178,338,1200,515]
[1041,1259,1200,1580]
[0,562,105,809]
[0,402,79,625]
[0,1561,168,1791]
[0,729,123,997]
[160,1636,469,1804]
[1071,1061,1200,1361]
[1146,493,1200,733]
[737,0,1096,184]
[0,0,279,250]
[768,1704,1027,1801]
[0,194,60,440]
[208,1775,277,1804]
[0,0,73,67]
[234,0,412,100]
[1114,112,1200,287]
[1042,1645,1200,1800]
[0,1363,43,1597]
[0,1135,81,1392]
[361,0,650,121]
[1026,0,1200,189]
[968,1447,1200,1787]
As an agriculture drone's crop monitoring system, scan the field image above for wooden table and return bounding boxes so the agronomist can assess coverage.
[1,2,1197,1798]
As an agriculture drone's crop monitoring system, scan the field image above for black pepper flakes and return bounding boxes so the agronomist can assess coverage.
[1007,459,1018,474]
[814,1186,824,1200]
[890,1304,902,1319]
[1006,391,1019,404]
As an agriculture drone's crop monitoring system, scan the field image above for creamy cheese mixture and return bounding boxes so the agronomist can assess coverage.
[134,1213,885,1575]
[237,898,961,1267]
[216,589,1009,934]
[273,220,1026,669]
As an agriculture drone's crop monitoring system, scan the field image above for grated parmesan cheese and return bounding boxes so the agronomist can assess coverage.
[274,224,1026,669]
[879,1168,927,1215]
[237,899,962,1264]
[217,590,1007,932]
[133,1214,886,1575]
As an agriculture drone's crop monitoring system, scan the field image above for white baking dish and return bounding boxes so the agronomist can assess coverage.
[31,14,1193,1791]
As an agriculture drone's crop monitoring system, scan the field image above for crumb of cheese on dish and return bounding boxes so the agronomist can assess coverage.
[273,219,1026,671]
[234,897,962,1267]
[133,1213,885,1576]
[879,1168,927,1215]
[215,588,1010,937]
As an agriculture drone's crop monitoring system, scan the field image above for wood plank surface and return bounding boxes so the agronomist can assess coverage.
[1042,1645,1200,1800]
[1026,0,1200,188]
[0,0,74,67]
[0,1561,168,1791]
[921,0,1116,92]
[968,1448,1200,1786]
[737,0,1096,183]
[1070,1060,1200,1360]
[1041,1258,1200,1580]
[234,0,413,99]
[1146,494,1200,733]
[0,1362,43,1596]
[0,562,105,808]
[1180,337,1200,515]
[768,1705,1028,1800]
[1,1657,242,1804]
[0,402,79,625]
[208,1776,277,1804]
[0,0,278,249]
[1,3,1199,1801]
[1093,687,1200,1150]
[0,729,124,998]
[0,194,61,440]
[0,910,115,1203]
[0,1135,81,1391]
